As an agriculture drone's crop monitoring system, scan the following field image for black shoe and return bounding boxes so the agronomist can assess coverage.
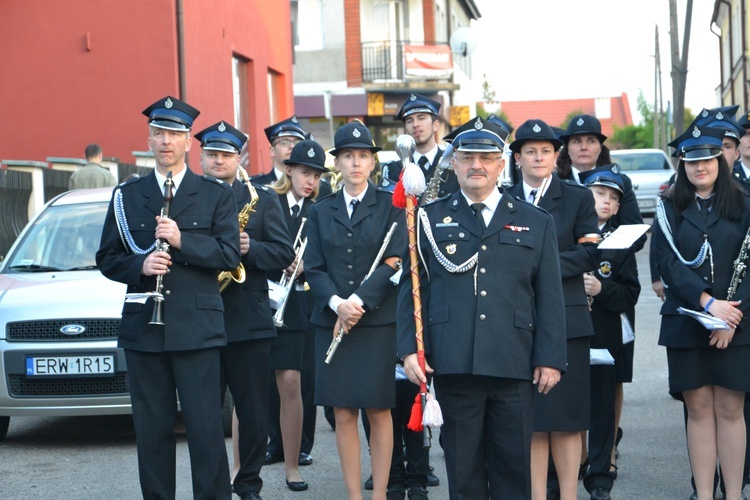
[286,480,309,492]
[365,474,373,490]
[426,466,439,487]
[609,463,618,480]
[240,492,262,500]
[688,493,697,500]
[547,485,560,500]
[298,452,313,466]
[579,458,589,480]
[386,485,406,500]
[408,486,429,500]
[263,452,283,465]
[590,487,611,500]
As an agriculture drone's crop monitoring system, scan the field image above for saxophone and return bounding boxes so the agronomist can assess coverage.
[421,143,454,204]
[218,167,259,292]
[727,226,750,299]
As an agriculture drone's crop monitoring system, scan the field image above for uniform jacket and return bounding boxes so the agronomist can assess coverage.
[732,163,750,194]
[507,175,599,340]
[272,194,314,332]
[396,188,567,380]
[96,169,241,352]
[380,147,460,200]
[305,182,407,328]
[590,223,641,358]
[221,182,295,342]
[250,170,279,187]
[69,162,116,190]
[653,196,750,347]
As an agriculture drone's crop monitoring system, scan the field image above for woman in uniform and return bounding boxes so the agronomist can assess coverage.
[304,121,406,500]
[653,125,750,500]
[506,119,600,500]
[268,139,327,491]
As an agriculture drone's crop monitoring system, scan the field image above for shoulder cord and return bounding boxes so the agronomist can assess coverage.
[418,208,478,273]
[655,200,712,269]
[114,188,157,255]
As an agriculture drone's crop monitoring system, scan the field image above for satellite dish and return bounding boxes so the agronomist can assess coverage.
[450,27,479,57]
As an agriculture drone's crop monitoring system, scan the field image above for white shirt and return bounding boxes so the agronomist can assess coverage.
[413,145,440,171]
[343,184,368,218]
[154,166,187,195]
[273,166,285,182]
[460,187,502,227]
[522,179,550,205]
[285,191,303,217]
[741,162,750,179]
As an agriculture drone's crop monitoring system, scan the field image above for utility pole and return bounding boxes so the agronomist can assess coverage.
[654,25,661,150]
[669,0,693,136]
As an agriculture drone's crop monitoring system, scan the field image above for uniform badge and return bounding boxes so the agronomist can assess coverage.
[532,123,541,133]
[716,111,724,120]
[164,97,173,109]
[443,216,452,224]
[475,117,483,130]
[701,109,709,118]
[218,121,226,132]
[507,201,514,209]
[307,147,315,158]
[446,244,457,255]
[610,164,620,174]
[692,126,701,138]
[410,94,417,101]
[576,117,584,126]
[452,199,458,206]
[352,128,361,138]
[598,261,612,278]
[291,116,298,123]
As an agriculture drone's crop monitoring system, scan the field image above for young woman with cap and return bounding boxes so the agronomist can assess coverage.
[506,119,600,500]
[652,125,750,500]
[265,139,328,492]
[304,121,406,500]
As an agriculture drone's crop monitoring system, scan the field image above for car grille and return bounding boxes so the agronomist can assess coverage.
[8,373,129,397]
[7,319,120,341]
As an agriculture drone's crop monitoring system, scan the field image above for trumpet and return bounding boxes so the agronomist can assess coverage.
[218,166,258,292]
[272,218,308,327]
[149,171,174,325]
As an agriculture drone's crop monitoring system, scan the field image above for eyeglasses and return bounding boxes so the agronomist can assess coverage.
[455,153,503,165]
[273,139,299,148]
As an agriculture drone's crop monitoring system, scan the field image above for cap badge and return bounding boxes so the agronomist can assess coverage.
[218,121,226,132]
[716,111,724,120]
[576,117,584,126]
[446,244,457,255]
[410,94,417,101]
[164,97,173,109]
[692,127,701,138]
[532,124,541,133]
[352,127,362,138]
[611,164,620,174]
[291,116,298,123]
[701,110,709,118]
[474,117,484,130]
[443,216,452,224]
[598,260,612,278]
[307,147,315,158]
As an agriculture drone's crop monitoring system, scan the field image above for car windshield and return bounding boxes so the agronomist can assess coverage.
[5,202,108,273]
[610,152,670,172]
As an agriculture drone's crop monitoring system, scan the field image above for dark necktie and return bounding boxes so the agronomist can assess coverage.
[418,156,429,175]
[697,198,711,221]
[529,189,538,204]
[350,199,360,219]
[471,203,486,231]
[291,204,300,220]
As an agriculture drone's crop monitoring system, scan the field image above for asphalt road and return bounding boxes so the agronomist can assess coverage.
[0,227,727,499]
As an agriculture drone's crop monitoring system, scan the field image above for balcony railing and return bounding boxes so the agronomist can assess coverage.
[362,41,459,83]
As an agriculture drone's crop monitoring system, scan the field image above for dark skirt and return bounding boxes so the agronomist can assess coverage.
[533,336,591,432]
[616,340,634,384]
[667,344,750,394]
[314,324,396,409]
[270,329,305,370]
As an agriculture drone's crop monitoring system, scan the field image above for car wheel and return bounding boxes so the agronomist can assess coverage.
[221,389,234,438]
[0,416,9,441]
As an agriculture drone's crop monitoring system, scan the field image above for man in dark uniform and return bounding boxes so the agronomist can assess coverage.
[252,116,305,186]
[380,93,458,200]
[195,121,295,500]
[96,96,240,499]
[734,110,750,192]
[397,116,567,499]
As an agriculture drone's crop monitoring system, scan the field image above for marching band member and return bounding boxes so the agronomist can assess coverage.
[506,119,600,500]
[267,138,328,491]
[653,125,750,500]
[398,116,567,499]
[305,121,406,500]
[96,97,240,499]
[195,120,295,500]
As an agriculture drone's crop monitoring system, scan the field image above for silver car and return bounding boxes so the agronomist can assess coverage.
[609,148,675,216]
[0,188,129,439]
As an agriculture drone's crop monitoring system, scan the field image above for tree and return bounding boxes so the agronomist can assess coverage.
[669,0,693,136]
[611,91,695,149]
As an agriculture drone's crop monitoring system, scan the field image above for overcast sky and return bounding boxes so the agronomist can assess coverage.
[470,0,719,122]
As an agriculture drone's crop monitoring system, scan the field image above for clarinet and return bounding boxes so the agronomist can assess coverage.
[727,225,750,300]
[149,171,174,325]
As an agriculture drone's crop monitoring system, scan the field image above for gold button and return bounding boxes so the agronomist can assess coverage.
[193,221,198,226]
[516,238,520,243]
[165,290,171,295]
[347,265,353,270]
[347,233,352,237]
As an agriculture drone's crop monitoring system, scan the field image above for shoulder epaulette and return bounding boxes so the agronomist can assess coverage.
[561,178,588,189]
[201,174,224,185]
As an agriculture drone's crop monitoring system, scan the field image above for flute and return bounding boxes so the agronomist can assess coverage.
[325,221,399,364]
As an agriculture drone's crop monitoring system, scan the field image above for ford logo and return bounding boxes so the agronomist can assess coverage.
[60,324,86,335]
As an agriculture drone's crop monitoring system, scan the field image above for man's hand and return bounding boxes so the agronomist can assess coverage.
[583,272,602,297]
[403,353,433,386]
[155,215,181,250]
[533,366,561,394]
[239,232,250,256]
[336,300,365,330]
[142,250,171,276]
[652,280,666,302]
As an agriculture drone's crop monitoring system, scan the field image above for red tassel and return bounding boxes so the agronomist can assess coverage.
[407,393,423,431]
[392,179,406,208]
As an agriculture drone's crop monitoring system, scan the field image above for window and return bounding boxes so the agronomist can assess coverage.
[232,56,249,132]
[291,0,324,51]
[268,69,281,125]
[732,3,742,64]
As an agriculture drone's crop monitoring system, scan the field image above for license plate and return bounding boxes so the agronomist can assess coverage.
[637,199,656,209]
[25,355,115,376]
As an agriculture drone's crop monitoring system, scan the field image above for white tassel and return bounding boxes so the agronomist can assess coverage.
[422,392,443,428]
[402,162,426,197]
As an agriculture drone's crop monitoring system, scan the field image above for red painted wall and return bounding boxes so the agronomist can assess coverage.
[0,0,294,175]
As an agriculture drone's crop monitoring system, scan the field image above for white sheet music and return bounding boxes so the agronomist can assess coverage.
[598,224,651,249]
